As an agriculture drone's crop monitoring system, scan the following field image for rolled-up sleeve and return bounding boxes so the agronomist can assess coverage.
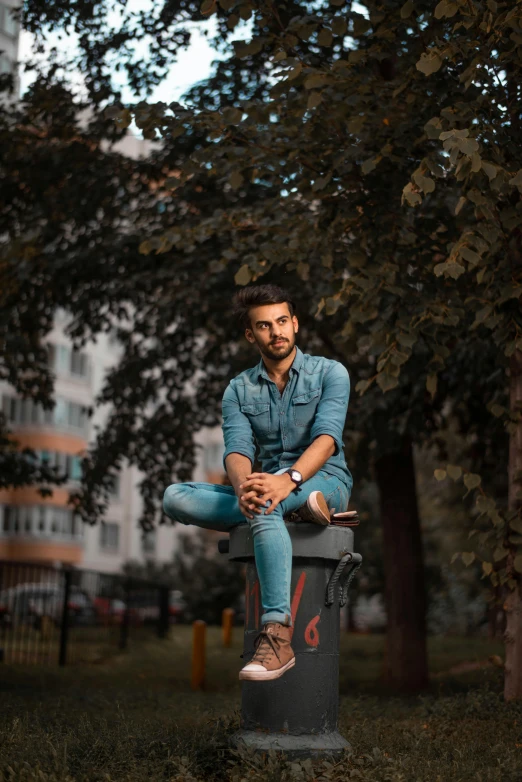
[310,362,350,455]
[222,382,256,469]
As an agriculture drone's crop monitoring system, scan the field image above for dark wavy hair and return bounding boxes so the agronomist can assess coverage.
[232,285,296,329]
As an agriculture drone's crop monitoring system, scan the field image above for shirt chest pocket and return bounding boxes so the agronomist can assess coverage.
[292,390,320,428]
[241,403,271,437]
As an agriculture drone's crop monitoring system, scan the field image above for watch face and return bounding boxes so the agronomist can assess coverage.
[291,470,302,483]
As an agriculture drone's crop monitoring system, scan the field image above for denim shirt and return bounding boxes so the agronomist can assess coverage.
[222,347,352,492]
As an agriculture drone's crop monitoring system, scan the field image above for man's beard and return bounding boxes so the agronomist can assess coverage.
[259,335,296,362]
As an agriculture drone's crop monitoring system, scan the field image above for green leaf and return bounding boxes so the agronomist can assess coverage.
[514,555,522,574]
[476,495,495,514]
[353,16,371,35]
[200,0,216,15]
[457,137,480,156]
[460,246,480,265]
[114,109,132,129]
[400,0,414,18]
[317,28,333,47]
[312,174,332,191]
[416,51,443,76]
[376,372,399,393]
[490,403,506,418]
[402,182,422,206]
[331,18,348,35]
[493,546,508,562]
[482,561,493,576]
[454,196,467,215]
[304,74,330,90]
[234,39,264,59]
[434,469,447,481]
[222,107,243,125]
[361,158,377,175]
[426,373,437,398]
[482,161,498,180]
[413,171,435,193]
[463,473,481,490]
[425,117,443,139]
[307,92,323,110]
[447,464,462,481]
[434,0,459,18]
[287,62,303,81]
[296,261,310,281]
[471,304,493,329]
[434,260,466,279]
[234,264,252,286]
[138,240,152,255]
[355,378,373,395]
[508,170,522,190]
[509,517,522,534]
[229,171,244,190]
[397,332,416,349]
[461,552,475,567]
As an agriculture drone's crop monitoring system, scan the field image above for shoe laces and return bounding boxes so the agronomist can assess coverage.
[251,627,282,665]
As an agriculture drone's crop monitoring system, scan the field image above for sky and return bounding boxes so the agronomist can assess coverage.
[18,4,252,109]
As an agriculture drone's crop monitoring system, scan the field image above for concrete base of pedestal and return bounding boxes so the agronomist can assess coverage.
[230,729,350,759]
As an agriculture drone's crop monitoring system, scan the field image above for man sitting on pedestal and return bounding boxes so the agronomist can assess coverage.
[163,284,352,681]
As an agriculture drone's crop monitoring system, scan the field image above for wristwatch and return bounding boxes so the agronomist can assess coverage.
[285,468,303,492]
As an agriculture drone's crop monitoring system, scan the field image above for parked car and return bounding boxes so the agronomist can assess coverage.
[93,596,143,626]
[0,582,96,628]
[168,590,187,623]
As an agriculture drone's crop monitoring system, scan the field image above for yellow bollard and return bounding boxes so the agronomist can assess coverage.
[191,620,206,690]
[222,607,234,648]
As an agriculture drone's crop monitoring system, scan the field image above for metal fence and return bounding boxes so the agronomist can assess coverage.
[0,560,171,666]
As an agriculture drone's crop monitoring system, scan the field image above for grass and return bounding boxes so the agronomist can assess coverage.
[0,627,521,782]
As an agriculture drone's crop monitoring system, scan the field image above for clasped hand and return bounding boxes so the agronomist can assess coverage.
[238,472,293,519]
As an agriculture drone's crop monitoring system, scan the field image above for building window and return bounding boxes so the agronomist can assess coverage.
[3,506,12,533]
[38,506,46,534]
[56,345,70,374]
[109,474,121,500]
[49,342,89,380]
[0,4,19,37]
[71,349,88,378]
[100,522,120,551]
[55,398,68,426]
[0,54,12,75]
[203,442,225,472]
[69,456,83,481]
[142,530,156,555]
[0,505,82,541]
[1,393,89,436]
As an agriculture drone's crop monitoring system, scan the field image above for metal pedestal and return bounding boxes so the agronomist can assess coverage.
[225,521,362,759]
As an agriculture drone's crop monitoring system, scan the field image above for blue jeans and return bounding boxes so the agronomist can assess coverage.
[162,470,350,627]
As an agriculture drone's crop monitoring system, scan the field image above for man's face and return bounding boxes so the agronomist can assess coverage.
[245,302,298,361]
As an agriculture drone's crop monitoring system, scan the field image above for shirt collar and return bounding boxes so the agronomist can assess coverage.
[256,346,303,381]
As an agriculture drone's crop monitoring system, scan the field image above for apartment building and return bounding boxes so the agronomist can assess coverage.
[0,309,226,573]
[1,18,227,573]
[0,1,20,95]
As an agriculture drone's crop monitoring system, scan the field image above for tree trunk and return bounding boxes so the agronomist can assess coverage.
[504,348,522,701]
[375,435,429,693]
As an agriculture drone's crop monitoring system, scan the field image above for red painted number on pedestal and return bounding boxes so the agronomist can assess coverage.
[304,614,320,647]
[246,569,320,647]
